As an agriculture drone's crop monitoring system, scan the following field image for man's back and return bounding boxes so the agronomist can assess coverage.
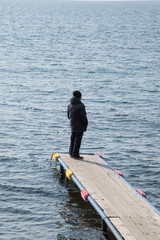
[68,96,88,132]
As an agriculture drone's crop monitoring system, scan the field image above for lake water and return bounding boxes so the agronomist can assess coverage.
[0,1,160,239]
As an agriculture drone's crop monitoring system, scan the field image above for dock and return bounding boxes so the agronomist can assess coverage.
[52,153,160,240]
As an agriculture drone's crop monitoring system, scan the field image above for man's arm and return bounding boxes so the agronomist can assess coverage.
[80,104,88,129]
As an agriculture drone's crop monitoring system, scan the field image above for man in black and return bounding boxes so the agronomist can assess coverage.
[67,91,88,159]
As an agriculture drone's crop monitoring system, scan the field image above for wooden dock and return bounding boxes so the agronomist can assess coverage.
[53,153,160,240]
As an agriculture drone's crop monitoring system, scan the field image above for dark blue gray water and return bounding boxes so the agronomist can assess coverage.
[0,0,160,239]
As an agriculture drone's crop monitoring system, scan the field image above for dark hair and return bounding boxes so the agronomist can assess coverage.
[73,90,82,99]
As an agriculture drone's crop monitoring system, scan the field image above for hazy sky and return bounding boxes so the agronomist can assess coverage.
[69,0,159,1]
[71,0,159,1]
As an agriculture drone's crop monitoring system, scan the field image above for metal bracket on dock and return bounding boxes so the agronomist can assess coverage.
[66,169,73,180]
[81,189,89,202]
[52,152,60,162]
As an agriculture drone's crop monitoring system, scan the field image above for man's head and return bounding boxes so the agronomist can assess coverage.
[73,90,82,99]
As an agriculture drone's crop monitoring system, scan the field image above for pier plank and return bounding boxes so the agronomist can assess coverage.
[59,153,160,240]
[109,218,137,240]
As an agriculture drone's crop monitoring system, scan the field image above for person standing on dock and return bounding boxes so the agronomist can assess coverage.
[67,91,88,160]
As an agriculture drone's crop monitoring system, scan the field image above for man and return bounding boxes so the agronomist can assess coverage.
[67,91,88,159]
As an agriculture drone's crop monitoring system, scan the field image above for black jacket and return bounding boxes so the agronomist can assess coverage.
[67,97,88,132]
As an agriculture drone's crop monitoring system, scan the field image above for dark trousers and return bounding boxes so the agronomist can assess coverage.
[69,132,83,158]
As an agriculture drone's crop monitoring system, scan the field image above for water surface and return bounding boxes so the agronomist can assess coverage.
[0,1,160,239]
